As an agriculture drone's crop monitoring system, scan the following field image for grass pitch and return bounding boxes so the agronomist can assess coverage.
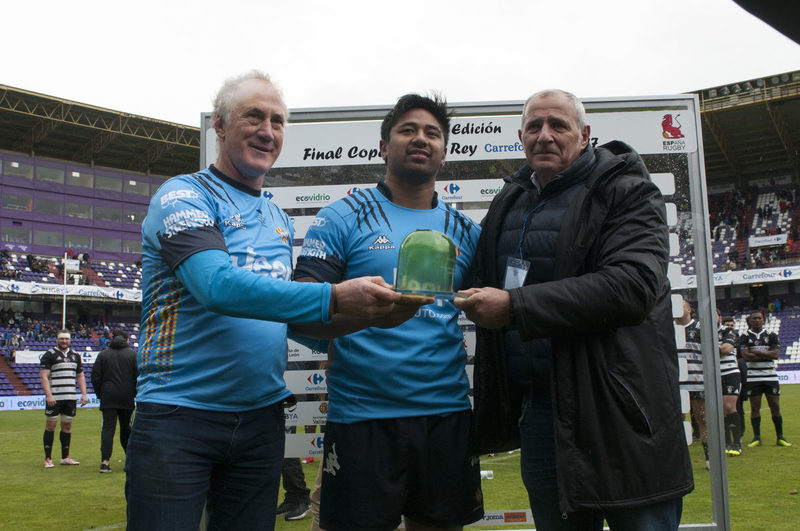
[0,386,797,530]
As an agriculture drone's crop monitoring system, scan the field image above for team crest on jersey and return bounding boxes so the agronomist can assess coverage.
[275,227,290,244]
[223,213,246,230]
[369,235,395,251]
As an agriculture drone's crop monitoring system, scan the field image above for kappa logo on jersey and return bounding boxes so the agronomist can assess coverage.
[369,235,395,251]
[160,189,199,208]
[443,183,460,194]
[223,213,246,230]
[275,227,290,244]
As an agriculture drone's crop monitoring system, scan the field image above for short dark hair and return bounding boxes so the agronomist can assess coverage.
[112,329,128,340]
[381,93,452,145]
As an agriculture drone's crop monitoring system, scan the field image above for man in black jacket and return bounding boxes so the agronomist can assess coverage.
[455,89,692,530]
[91,329,138,473]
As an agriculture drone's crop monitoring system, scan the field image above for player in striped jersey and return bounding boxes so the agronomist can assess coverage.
[739,310,791,447]
[717,310,743,455]
[39,330,87,468]
[674,298,709,468]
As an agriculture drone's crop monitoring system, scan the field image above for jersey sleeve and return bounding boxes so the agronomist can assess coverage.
[719,326,737,347]
[39,350,53,370]
[294,206,349,284]
[144,176,228,271]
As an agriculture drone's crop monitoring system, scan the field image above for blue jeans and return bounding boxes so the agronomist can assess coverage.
[125,401,285,531]
[519,395,682,531]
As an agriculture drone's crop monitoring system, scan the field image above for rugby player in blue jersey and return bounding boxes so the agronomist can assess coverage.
[125,71,406,531]
[292,94,483,531]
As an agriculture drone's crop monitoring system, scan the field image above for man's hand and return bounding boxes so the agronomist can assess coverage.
[80,394,88,406]
[335,276,404,319]
[454,287,513,329]
[370,295,434,329]
[46,394,56,407]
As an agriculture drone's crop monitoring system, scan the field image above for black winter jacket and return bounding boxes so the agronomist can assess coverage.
[91,335,138,410]
[471,141,693,512]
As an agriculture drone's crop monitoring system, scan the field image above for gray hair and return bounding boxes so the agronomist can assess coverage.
[521,89,586,130]
[212,70,289,125]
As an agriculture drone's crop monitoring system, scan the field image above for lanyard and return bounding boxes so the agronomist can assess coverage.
[515,200,548,259]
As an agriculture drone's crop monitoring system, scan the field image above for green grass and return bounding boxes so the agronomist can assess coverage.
[1,386,798,530]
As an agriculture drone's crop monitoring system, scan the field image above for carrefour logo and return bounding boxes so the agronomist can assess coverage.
[443,183,460,194]
[311,436,324,449]
[308,373,325,385]
[263,190,274,200]
[347,187,361,195]
[780,269,793,278]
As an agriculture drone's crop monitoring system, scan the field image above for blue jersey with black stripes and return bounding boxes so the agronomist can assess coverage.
[138,166,299,411]
[295,183,480,423]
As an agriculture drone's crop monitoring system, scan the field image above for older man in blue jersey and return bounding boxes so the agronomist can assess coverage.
[292,94,483,531]
[126,70,407,531]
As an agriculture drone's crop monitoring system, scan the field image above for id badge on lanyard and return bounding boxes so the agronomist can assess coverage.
[503,257,530,289]
[504,199,545,289]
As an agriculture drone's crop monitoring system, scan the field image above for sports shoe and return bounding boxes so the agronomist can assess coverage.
[60,456,80,465]
[727,446,741,457]
[284,502,311,521]
[276,500,290,515]
[747,438,762,448]
[301,457,315,464]
[777,437,792,447]
[99,463,112,473]
[44,458,54,469]
[705,460,711,471]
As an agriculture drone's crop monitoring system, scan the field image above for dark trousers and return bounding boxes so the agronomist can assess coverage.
[282,458,310,503]
[101,408,133,461]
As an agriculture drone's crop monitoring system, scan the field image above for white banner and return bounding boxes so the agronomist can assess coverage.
[271,111,696,169]
[0,279,141,302]
[749,234,788,248]
[0,394,99,411]
[675,265,800,288]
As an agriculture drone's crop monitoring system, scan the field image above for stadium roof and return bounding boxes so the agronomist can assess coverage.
[1,71,799,182]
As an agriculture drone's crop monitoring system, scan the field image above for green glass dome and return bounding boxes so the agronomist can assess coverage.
[396,230,456,296]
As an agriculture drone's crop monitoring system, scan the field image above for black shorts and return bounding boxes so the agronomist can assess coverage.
[746,381,780,397]
[319,410,484,531]
[721,373,742,396]
[45,400,77,418]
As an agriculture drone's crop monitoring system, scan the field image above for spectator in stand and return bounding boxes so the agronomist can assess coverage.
[92,329,138,473]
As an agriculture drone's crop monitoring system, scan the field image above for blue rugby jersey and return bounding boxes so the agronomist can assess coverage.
[294,183,480,423]
[138,166,330,411]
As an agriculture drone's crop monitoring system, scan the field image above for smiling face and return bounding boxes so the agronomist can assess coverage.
[214,79,286,189]
[57,334,70,351]
[518,92,590,187]
[380,108,446,185]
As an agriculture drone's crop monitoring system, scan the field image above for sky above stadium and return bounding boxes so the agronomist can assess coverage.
[3,0,800,127]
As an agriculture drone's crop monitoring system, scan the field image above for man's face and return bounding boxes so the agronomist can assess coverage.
[747,313,764,332]
[215,79,286,185]
[380,108,446,184]
[518,93,590,184]
[57,335,70,350]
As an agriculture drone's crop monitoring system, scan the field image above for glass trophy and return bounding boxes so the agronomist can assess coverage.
[395,229,457,302]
